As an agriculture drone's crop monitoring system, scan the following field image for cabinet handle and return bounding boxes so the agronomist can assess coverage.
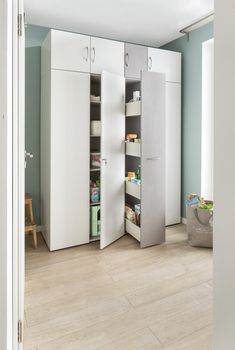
[91,47,96,63]
[146,156,160,161]
[125,53,129,67]
[148,56,152,70]
[102,158,107,166]
[83,46,89,61]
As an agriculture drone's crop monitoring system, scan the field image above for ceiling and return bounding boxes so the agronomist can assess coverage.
[24,0,214,47]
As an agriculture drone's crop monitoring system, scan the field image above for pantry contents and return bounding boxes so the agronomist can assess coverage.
[125,204,141,227]
[127,165,141,185]
[90,180,100,203]
[90,205,101,237]
[91,152,101,168]
[126,133,141,143]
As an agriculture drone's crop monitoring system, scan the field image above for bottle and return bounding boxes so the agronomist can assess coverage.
[136,165,141,180]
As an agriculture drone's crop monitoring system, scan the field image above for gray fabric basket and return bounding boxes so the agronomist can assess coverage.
[186,201,213,248]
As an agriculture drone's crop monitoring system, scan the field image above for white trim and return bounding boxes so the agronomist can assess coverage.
[181,217,187,225]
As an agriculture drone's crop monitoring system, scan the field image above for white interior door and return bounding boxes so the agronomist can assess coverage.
[100,71,125,249]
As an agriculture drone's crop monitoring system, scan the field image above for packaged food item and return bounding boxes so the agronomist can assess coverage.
[127,134,138,141]
[90,181,100,203]
[91,152,101,167]
[125,205,136,224]
[128,172,136,180]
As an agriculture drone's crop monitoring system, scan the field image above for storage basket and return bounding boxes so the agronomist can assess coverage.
[90,205,101,237]
[186,200,213,248]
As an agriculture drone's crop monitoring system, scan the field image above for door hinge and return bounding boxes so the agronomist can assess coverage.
[18,320,23,343]
[18,14,22,36]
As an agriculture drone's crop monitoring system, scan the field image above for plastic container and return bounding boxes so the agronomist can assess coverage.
[91,121,101,136]
[90,205,101,237]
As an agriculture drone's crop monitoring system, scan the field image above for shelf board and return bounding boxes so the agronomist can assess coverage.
[90,101,101,106]
[90,235,100,242]
[90,168,100,172]
[90,135,101,137]
[90,202,100,206]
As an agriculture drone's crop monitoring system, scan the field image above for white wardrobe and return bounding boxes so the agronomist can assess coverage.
[41,29,180,251]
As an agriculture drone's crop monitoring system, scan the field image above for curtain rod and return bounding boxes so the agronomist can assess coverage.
[180,11,214,36]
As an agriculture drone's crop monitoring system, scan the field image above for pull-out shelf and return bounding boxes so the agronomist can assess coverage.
[126,101,141,117]
[125,180,141,199]
[125,142,141,157]
[125,219,140,242]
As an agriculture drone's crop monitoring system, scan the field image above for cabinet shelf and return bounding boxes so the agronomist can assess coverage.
[90,135,100,137]
[90,167,100,172]
[125,179,141,199]
[90,202,100,206]
[125,219,140,242]
[90,101,101,106]
[125,142,141,157]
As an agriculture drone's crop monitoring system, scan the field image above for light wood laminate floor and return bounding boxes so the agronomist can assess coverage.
[24,225,213,350]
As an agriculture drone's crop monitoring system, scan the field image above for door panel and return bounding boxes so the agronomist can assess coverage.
[50,70,90,250]
[125,43,148,79]
[165,83,181,225]
[100,71,125,249]
[51,30,90,73]
[148,48,181,83]
[141,71,165,248]
[91,37,124,76]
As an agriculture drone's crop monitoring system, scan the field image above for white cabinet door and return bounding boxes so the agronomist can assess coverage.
[148,48,181,83]
[165,83,181,225]
[91,37,124,75]
[141,71,166,248]
[50,70,90,250]
[51,29,90,72]
[100,71,125,249]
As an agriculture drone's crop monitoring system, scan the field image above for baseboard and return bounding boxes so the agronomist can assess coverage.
[181,217,187,225]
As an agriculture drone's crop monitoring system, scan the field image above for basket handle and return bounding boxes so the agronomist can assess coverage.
[193,208,213,226]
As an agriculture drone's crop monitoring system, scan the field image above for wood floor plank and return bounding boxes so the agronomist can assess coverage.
[24,224,213,349]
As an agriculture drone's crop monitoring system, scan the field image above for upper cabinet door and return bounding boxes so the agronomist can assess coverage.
[100,71,125,249]
[124,43,148,79]
[50,30,90,72]
[91,37,124,75]
[141,71,166,248]
[148,48,181,83]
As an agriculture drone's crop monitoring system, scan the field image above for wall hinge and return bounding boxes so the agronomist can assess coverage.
[18,14,22,36]
[18,320,23,343]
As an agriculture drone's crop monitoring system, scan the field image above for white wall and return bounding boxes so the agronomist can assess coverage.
[201,38,214,200]
[214,1,235,348]
[0,1,13,349]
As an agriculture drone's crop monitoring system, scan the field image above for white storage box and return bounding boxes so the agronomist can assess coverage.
[125,179,141,199]
[125,219,140,242]
[126,101,141,117]
[126,142,141,157]
[91,121,101,136]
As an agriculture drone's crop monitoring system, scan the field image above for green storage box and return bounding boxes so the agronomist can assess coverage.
[90,205,101,237]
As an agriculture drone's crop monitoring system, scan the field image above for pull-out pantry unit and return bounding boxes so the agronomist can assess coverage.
[41,29,179,251]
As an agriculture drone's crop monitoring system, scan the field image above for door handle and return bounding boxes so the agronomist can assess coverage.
[146,156,160,161]
[101,158,107,166]
[148,56,152,70]
[125,53,129,67]
[84,46,89,61]
[91,47,96,63]
[25,150,33,168]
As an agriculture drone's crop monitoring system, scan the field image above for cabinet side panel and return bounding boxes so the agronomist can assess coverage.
[41,72,51,248]
[41,30,51,78]
[50,70,90,250]
[165,83,181,225]
[141,71,165,247]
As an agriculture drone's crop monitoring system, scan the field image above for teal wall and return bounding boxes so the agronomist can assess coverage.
[25,23,213,222]
[162,22,213,217]
[25,25,48,224]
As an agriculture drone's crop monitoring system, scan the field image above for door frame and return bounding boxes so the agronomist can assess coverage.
[1,0,25,349]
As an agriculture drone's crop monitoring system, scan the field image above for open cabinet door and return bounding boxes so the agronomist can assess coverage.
[100,71,125,249]
[141,71,165,248]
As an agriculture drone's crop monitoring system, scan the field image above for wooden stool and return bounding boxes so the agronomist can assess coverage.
[25,194,37,248]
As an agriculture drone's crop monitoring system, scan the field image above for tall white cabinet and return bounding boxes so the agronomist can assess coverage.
[148,48,182,225]
[41,28,180,251]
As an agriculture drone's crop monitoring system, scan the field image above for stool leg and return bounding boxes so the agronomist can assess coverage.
[32,229,37,249]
